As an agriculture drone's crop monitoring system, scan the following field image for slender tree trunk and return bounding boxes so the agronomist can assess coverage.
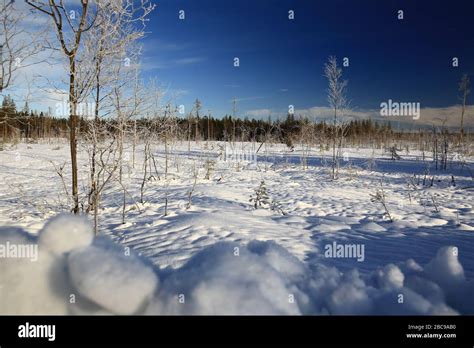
[165,135,169,179]
[132,119,136,168]
[94,191,99,235]
[232,119,236,145]
[118,118,124,182]
[207,115,210,143]
[187,120,191,151]
[89,59,101,214]
[195,116,199,142]
[460,91,466,141]
[332,107,337,179]
[69,58,79,214]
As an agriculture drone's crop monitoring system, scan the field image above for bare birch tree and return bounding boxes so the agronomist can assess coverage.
[0,0,45,94]
[83,0,154,227]
[25,0,101,214]
[459,74,470,140]
[324,56,348,179]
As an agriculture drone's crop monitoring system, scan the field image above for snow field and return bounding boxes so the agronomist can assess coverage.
[0,141,473,314]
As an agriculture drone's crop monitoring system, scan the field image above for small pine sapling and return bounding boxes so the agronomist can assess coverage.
[249,180,270,209]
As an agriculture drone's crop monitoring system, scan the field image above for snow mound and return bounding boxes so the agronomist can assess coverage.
[39,214,93,256]
[424,246,465,289]
[374,264,405,290]
[68,240,158,315]
[0,227,72,314]
[359,222,386,233]
[1,215,474,315]
[146,242,303,315]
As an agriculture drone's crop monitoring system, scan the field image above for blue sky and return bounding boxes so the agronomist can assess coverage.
[140,0,474,120]
[5,0,474,128]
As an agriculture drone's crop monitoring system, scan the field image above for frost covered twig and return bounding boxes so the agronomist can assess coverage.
[370,180,393,222]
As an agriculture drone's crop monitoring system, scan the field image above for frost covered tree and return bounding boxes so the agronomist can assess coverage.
[0,0,45,143]
[459,74,470,139]
[0,0,44,93]
[194,98,202,142]
[25,0,101,214]
[298,117,314,170]
[324,56,348,180]
[26,0,154,216]
[84,0,154,222]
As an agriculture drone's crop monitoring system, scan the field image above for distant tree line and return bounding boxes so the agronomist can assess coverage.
[1,94,470,153]
[1,94,396,143]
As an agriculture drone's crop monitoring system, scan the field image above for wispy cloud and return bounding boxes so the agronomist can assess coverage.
[174,57,206,65]
[143,38,192,52]
[244,108,274,118]
[230,96,265,103]
[142,56,206,71]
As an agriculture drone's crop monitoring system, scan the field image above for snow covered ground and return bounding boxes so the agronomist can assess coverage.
[0,140,473,314]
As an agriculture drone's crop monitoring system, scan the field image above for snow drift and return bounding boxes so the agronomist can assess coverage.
[0,214,473,315]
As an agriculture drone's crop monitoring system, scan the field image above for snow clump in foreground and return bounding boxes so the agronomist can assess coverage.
[0,215,473,315]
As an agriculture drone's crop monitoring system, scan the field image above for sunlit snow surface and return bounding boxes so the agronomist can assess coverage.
[0,141,473,314]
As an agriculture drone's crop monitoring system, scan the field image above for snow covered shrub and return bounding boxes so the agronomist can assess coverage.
[270,199,286,215]
[345,163,361,180]
[203,158,215,180]
[365,153,377,171]
[285,136,294,151]
[370,185,393,222]
[386,146,401,160]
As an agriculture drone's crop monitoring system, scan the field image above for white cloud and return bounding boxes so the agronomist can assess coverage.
[242,104,473,130]
[294,106,372,121]
[293,105,474,129]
